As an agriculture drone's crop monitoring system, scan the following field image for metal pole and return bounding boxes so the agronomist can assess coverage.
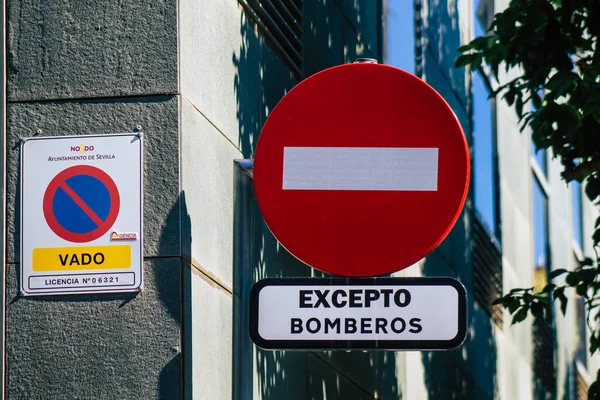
[232,159,254,400]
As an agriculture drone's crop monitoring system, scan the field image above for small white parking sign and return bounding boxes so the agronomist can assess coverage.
[20,133,143,296]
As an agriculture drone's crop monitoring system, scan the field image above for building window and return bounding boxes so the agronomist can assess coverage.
[471,0,503,328]
[531,173,556,399]
[473,71,498,238]
[575,287,590,399]
[476,0,495,30]
[575,364,590,400]
[531,89,548,176]
[571,181,584,250]
[385,0,415,73]
[575,295,587,366]
[573,248,589,397]
[532,175,549,283]
[472,70,503,327]
[473,0,498,235]
[238,0,303,77]
[532,144,548,176]
[473,217,503,327]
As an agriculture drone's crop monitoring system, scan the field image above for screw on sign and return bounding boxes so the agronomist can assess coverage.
[253,63,470,277]
[43,165,120,243]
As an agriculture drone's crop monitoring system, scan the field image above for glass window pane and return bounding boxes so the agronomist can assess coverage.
[473,71,497,236]
[385,0,415,73]
[576,296,587,365]
[532,175,549,289]
[532,143,547,175]
[571,181,583,248]
[474,0,486,37]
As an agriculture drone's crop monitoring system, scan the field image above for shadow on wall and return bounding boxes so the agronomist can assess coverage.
[232,10,261,159]
[157,190,190,399]
[421,0,467,103]
[417,0,491,396]
[232,2,400,399]
[420,209,498,399]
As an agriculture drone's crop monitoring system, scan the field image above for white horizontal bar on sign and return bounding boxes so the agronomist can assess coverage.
[282,147,439,191]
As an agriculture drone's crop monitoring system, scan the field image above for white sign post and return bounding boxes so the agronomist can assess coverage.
[250,277,467,350]
[20,133,143,296]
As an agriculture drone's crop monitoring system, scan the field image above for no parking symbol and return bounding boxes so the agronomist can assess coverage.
[43,165,120,243]
[20,133,143,296]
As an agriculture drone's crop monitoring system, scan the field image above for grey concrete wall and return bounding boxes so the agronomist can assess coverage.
[7,0,177,101]
[6,0,181,399]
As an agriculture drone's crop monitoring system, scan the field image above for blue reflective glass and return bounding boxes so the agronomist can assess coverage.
[532,176,549,270]
[386,0,415,73]
[473,71,497,236]
[576,296,587,364]
[571,181,583,248]
[474,4,486,37]
[532,146,547,174]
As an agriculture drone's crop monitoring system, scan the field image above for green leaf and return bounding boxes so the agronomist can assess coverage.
[509,287,529,294]
[455,54,477,68]
[505,87,517,106]
[540,283,556,293]
[588,381,600,399]
[592,107,600,125]
[566,271,581,286]
[491,297,504,305]
[590,333,600,354]
[583,100,600,120]
[593,229,600,247]
[586,177,600,203]
[558,293,568,315]
[544,303,553,324]
[545,71,577,98]
[516,94,524,119]
[549,269,568,279]
[554,286,565,298]
[531,91,542,109]
[580,267,596,282]
[507,297,521,314]
[512,307,529,325]
[470,35,497,52]
[531,302,543,317]
[580,257,594,267]
[563,105,582,132]
[457,44,473,53]
[471,54,483,71]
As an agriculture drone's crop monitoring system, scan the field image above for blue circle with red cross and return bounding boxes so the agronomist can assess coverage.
[43,165,120,243]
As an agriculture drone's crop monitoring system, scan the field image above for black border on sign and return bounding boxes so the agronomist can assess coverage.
[249,277,467,351]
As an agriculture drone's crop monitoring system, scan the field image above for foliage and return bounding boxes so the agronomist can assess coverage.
[456,0,600,396]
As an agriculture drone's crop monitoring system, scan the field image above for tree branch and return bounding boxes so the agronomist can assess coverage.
[562,159,600,182]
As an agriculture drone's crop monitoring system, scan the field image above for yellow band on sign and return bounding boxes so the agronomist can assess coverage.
[32,245,131,272]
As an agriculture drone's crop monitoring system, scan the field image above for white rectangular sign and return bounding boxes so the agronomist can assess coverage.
[20,133,143,296]
[250,277,466,350]
[282,147,439,191]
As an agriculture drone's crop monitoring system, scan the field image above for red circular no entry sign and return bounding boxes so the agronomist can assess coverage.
[254,63,470,277]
